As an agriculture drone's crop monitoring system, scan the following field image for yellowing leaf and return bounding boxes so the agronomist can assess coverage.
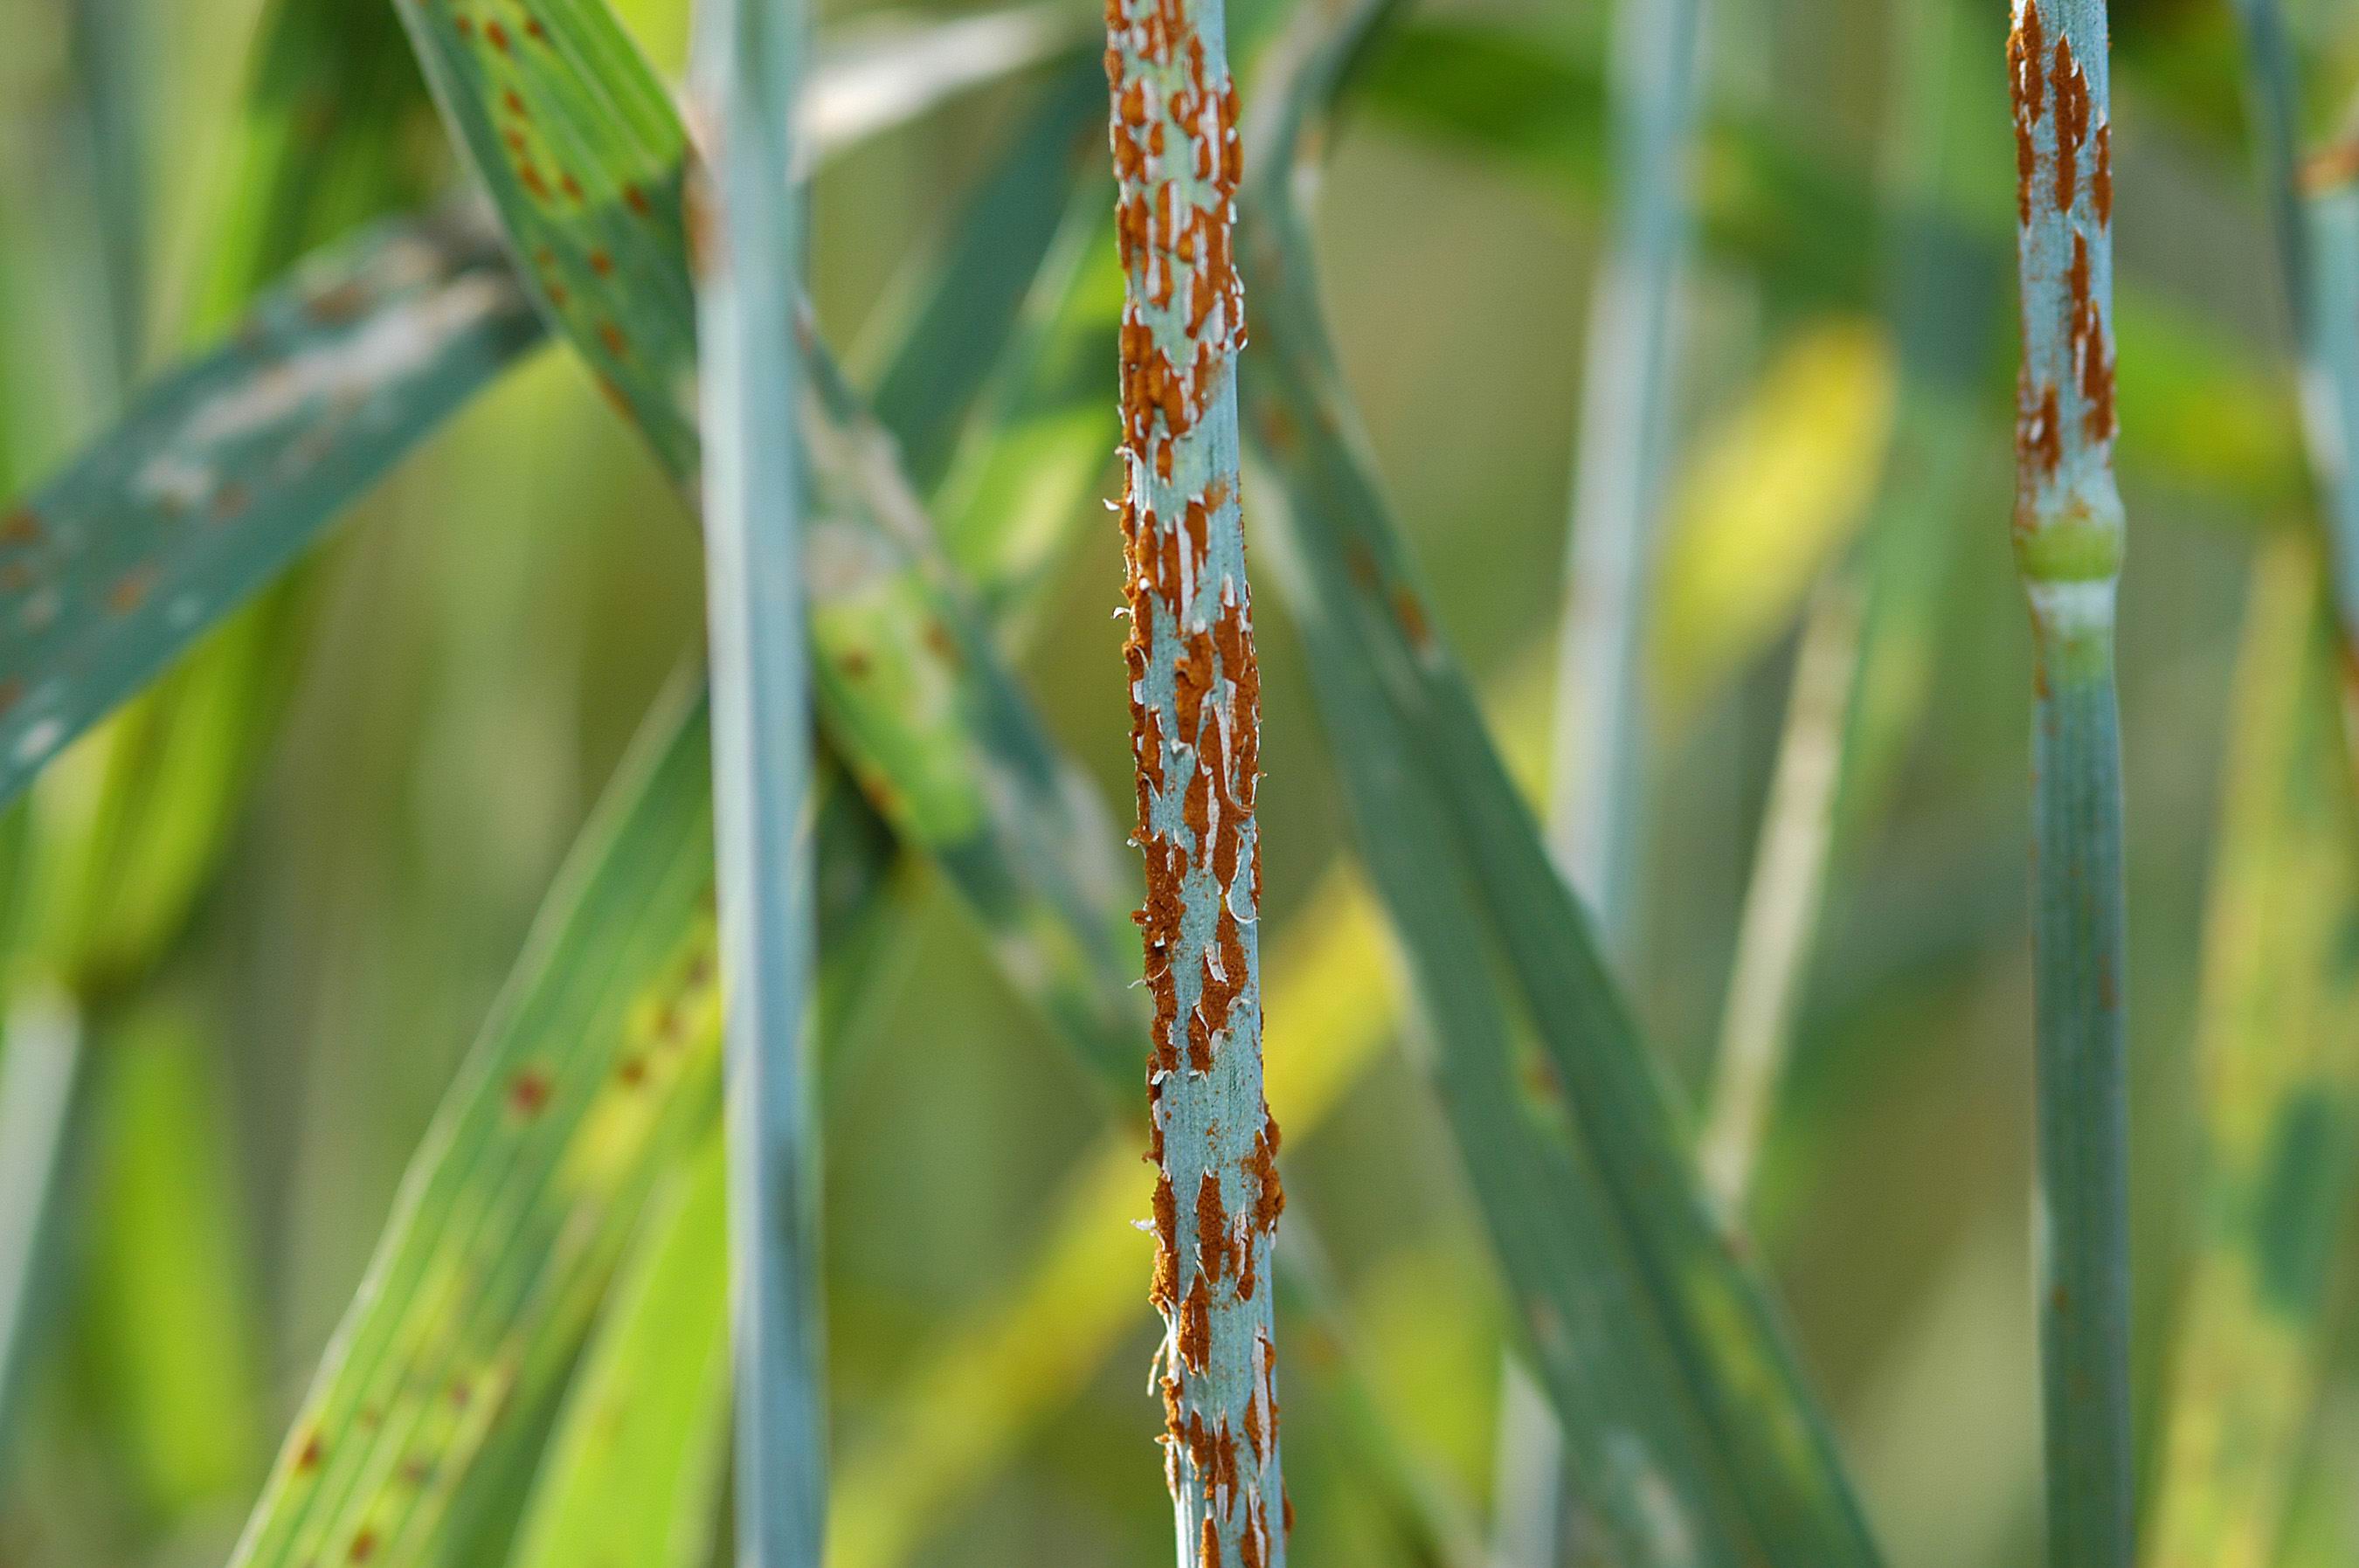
[1653,318,1898,715]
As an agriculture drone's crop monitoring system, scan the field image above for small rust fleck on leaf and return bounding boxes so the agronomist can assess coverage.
[506,1067,552,1118]
[107,567,156,616]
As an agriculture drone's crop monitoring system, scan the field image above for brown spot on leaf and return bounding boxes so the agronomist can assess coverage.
[107,567,156,616]
[506,1067,552,1118]
[306,280,370,325]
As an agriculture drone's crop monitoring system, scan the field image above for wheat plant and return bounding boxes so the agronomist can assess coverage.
[0,0,2355,1565]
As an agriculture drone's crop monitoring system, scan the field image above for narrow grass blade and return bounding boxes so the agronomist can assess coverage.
[803,4,1082,161]
[395,0,1144,1085]
[509,1130,732,1568]
[1254,439,1746,1568]
[62,0,149,392]
[1510,0,1701,1546]
[687,0,828,1557]
[1543,0,1698,938]
[0,213,543,808]
[225,686,726,1568]
[1236,1,1881,1560]
[2230,0,2359,682]
[1695,577,1864,1206]
[0,988,86,1456]
[79,1000,267,1516]
[935,202,1119,625]
[2005,5,2133,1563]
[190,0,437,332]
[1103,0,1290,1553]
[2149,539,2359,1566]
[859,52,1105,498]
[1691,0,1984,1217]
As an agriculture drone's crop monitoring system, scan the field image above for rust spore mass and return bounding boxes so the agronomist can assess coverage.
[2051,39,2089,215]
[2093,124,2113,226]
[1196,1171,1231,1281]
[2007,3,2046,225]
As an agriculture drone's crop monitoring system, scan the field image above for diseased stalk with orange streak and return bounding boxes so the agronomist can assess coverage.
[1104,0,1286,1561]
[2006,3,2132,1565]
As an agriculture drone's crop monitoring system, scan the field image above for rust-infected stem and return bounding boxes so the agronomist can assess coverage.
[1106,0,1286,1561]
[2008,3,2133,1565]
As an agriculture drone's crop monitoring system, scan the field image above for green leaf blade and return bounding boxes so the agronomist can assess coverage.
[225,688,725,1568]
[0,214,542,810]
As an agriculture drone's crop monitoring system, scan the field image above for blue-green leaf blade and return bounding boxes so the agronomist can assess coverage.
[0,214,543,808]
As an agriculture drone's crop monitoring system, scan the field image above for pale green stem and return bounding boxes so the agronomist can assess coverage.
[1544,0,1700,935]
[1696,576,1862,1208]
[2007,1,2132,1559]
[0,986,85,1451]
[688,0,828,1560]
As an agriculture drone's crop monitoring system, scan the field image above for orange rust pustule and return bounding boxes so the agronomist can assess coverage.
[2051,38,2090,215]
[2093,124,2113,226]
[1179,1274,1213,1372]
[1196,1171,1232,1282]
[2020,382,2063,483]
[1248,1115,1285,1234]
[2007,2,2046,226]
[2080,328,2115,443]
[2066,232,2115,444]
